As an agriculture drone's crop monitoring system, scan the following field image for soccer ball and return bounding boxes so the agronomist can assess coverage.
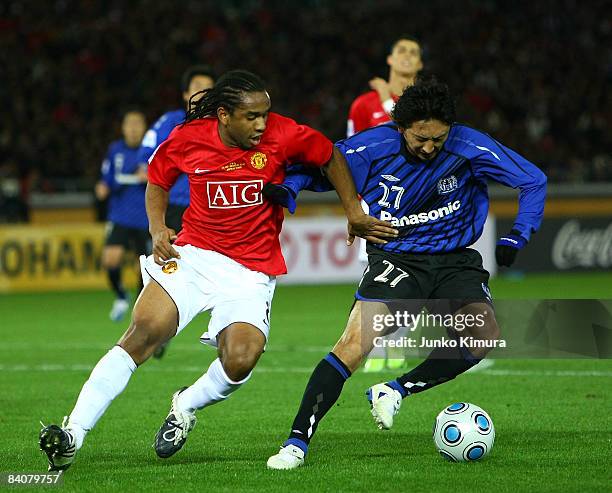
[433,402,495,462]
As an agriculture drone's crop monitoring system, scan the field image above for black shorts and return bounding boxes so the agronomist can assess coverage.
[105,223,151,255]
[357,246,492,305]
[165,204,187,234]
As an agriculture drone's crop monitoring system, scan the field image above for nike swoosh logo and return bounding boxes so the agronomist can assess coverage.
[372,111,385,118]
[194,168,210,174]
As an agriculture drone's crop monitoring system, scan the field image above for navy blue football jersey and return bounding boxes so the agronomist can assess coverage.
[284,123,547,254]
[137,109,189,207]
[101,140,148,230]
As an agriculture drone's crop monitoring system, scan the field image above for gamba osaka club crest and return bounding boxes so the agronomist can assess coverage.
[437,175,458,195]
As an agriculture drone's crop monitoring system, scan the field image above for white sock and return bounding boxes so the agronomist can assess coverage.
[67,346,136,449]
[177,358,250,413]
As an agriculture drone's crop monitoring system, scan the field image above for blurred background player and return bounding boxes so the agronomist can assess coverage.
[94,109,149,322]
[137,65,215,358]
[347,35,423,137]
[137,65,216,233]
[269,35,423,206]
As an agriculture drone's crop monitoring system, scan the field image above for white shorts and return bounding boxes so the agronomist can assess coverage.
[140,244,276,346]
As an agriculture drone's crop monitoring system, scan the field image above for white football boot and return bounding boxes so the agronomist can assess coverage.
[366,383,402,430]
[266,444,305,470]
[109,298,130,322]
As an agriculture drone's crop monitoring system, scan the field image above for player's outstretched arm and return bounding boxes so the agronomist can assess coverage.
[263,165,333,214]
[146,183,179,265]
[324,147,398,245]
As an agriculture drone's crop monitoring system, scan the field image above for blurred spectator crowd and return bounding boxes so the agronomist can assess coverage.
[1,0,610,213]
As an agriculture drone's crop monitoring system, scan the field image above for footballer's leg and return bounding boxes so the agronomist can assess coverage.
[104,244,130,321]
[267,301,378,469]
[370,249,500,431]
[154,323,266,458]
[103,224,131,322]
[39,280,178,471]
[375,303,499,429]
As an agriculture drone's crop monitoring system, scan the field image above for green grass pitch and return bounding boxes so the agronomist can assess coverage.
[1,272,610,492]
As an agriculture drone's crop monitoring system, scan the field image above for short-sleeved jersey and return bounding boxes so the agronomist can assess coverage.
[148,113,333,275]
[100,139,148,230]
[336,123,547,253]
[137,109,190,207]
[347,91,398,137]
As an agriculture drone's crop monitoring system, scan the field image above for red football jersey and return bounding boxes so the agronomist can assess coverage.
[148,113,333,275]
[347,91,399,136]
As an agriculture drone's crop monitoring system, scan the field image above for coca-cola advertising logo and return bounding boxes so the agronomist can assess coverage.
[552,220,612,269]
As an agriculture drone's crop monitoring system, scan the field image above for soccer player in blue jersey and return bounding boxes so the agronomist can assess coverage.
[137,65,216,233]
[95,109,149,322]
[266,78,547,469]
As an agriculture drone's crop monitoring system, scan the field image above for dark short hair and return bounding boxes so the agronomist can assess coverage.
[121,107,145,121]
[390,35,421,54]
[391,77,456,128]
[181,65,216,92]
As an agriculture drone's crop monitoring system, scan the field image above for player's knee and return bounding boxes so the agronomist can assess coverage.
[222,343,262,381]
[332,339,363,373]
[485,320,501,341]
[102,249,122,269]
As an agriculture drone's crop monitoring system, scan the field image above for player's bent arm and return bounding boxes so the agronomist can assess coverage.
[324,147,398,245]
[114,168,147,185]
[146,183,180,264]
[512,170,547,241]
[474,136,547,241]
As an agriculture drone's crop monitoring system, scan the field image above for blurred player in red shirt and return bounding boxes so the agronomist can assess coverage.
[39,70,398,471]
[347,36,423,137]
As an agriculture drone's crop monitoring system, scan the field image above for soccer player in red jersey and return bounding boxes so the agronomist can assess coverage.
[39,70,398,470]
[347,36,422,137]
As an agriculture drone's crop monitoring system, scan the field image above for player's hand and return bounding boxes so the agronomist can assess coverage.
[262,183,297,214]
[94,181,110,201]
[151,226,179,265]
[495,229,527,267]
[369,77,392,102]
[347,213,398,246]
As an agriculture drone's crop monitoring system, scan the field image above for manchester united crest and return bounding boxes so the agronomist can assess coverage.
[250,152,267,170]
[161,260,178,274]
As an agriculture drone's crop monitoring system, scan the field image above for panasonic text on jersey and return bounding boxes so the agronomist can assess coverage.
[379,200,461,226]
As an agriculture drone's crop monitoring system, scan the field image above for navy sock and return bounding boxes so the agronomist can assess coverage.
[391,345,480,397]
[108,268,127,299]
[286,352,351,453]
